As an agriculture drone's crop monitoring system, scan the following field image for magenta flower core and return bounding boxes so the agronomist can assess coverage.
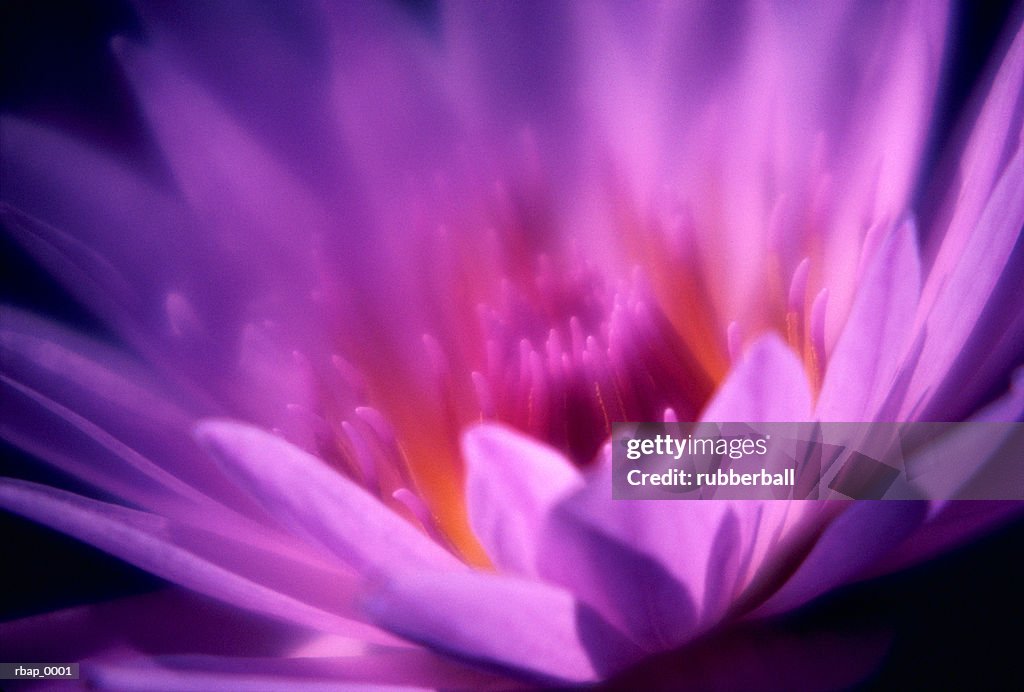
[1,1,1022,689]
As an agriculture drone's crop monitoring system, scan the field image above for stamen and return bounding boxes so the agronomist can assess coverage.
[354,406,396,448]
[788,258,810,315]
[165,292,202,339]
[422,333,448,380]
[471,371,496,419]
[341,420,379,494]
[284,403,332,437]
[593,382,612,435]
[570,316,586,363]
[727,321,743,363]
[809,288,829,391]
[331,354,368,399]
[786,258,811,351]
[392,487,458,554]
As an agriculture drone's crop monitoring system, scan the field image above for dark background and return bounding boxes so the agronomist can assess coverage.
[2,1,1022,688]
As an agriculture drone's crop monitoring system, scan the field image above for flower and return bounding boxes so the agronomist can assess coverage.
[2,0,1022,688]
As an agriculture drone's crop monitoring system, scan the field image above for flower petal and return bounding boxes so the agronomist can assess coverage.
[441,0,586,170]
[0,589,308,663]
[909,22,1024,419]
[873,375,1024,573]
[361,569,632,683]
[606,621,889,692]
[1,372,209,515]
[127,0,338,185]
[114,32,428,367]
[701,334,813,422]
[528,334,815,650]
[922,20,1024,278]
[970,367,1024,423]
[0,480,382,638]
[0,204,137,336]
[462,423,582,575]
[195,420,464,576]
[89,663,420,692]
[0,120,228,358]
[574,1,750,193]
[909,143,1024,419]
[754,501,927,617]
[0,307,201,430]
[87,646,508,692]
[114,38,332,255]
[0,308,245,510]
[943,258,1024,419]
[798,0,947,345]
[536,449,767,653]
[817,218,921,421]
[538,485,701,651]
[328,1,455,195]
[875,501,1024,578]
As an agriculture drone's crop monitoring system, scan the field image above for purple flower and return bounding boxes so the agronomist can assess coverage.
[2,1,1022,688]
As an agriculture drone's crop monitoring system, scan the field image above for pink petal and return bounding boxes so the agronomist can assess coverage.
[922,21,1024,277]
[114,39,331,252]
[0,481,382,639]
[114,32,430,365]
[0,120,224,356]
[872,376,1024,573]
[361,569,626,683]
[462,423,582,575]
[536,449,767,653]
[940,265,1024,419]
[700,334,813,422]
[1,373,210,516]
[754,501,927,618]
[0,589,307,663]
[195,420,464,575]
[88,646,508,692]
[574,1,750,194]
[874,501,1024,577]
[537,481,702,651]
[817,218,921,421]
[0,122,261,396]
[801,0,947,345]
[908,143,1024,419]
[89,663,421,692]
[1,308,200,428]
[532,337,813,651]
[970,368,1024,423]
[909,23,1024,418]
[126,1,338,184]
[606,620,889,691]
[0,203,140,344]
[0,309,238,506]
[901,420,1023,503]
[328,1,455,196]
[441,0,585,167]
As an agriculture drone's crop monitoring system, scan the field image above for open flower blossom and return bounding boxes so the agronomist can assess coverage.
[2,1,1023,688]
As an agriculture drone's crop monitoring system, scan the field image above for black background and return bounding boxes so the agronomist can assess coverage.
[2,1,1022,688]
